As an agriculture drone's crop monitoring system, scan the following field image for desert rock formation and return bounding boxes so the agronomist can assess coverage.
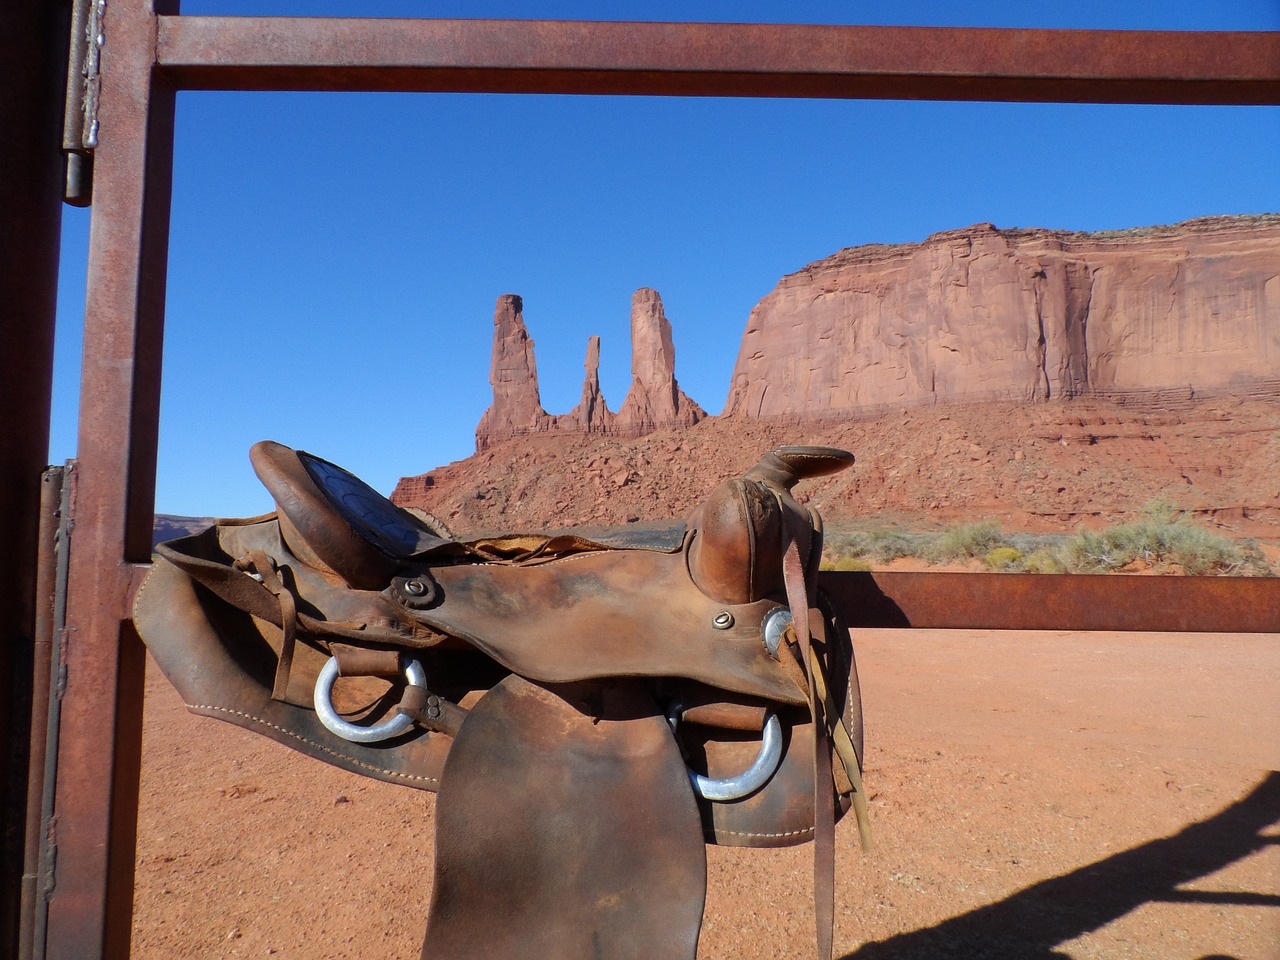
[561,336,615,433]
[616,288,706,433]
[397,216,1279,535]
[474,295,549,445]
[393,396,1280,537]
[475,288,703,449]
[725,216,1280,419]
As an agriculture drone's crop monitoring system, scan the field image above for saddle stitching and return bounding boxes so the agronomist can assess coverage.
[716,825,814,840]
[184,702,440,786]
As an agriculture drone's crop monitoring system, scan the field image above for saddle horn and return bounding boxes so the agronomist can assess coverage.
[744,446,855,490]
[686,446,853,605]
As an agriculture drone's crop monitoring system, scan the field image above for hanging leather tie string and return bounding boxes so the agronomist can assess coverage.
[780,533,836,960]
[777,614,872,856]
[806,613,873,854]
[236,549,299,702]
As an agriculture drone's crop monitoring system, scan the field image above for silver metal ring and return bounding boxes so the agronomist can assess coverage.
[668,706,783,802]
[313,656,426,743]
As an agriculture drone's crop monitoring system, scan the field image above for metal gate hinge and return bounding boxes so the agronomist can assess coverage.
[63,0,105,205]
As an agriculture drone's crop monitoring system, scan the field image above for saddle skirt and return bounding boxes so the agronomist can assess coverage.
[133,441,867,959]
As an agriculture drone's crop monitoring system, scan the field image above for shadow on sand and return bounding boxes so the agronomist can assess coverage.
[844,771,1280,960]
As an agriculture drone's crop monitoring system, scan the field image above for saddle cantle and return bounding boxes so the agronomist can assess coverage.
[133,442,867,960]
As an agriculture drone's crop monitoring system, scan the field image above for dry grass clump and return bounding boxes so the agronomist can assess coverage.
[924,522,1006,564]
[823,530,932,565]
[821,503,1274,577]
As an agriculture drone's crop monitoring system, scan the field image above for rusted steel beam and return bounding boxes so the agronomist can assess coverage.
[42,1,176,957]
[21,468,69,960]
[820,571,1280,633]
[153,18,1280,105]
[0,2,70,955]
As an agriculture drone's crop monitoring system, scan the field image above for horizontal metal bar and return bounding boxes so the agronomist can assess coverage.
[819,571,1280,633]
[156,18,1280,105]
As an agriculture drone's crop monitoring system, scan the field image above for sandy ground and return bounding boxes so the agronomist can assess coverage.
[132,629,1279,960]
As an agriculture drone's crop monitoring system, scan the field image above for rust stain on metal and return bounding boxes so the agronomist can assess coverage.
[24,9,1280,960]
[41,1,176,958]
[820,571,1280,633]
[154,18,1280,105]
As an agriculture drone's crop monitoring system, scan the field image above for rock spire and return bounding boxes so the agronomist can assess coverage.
[474,295,550,449]
[474,289,704,449]
[617,288,706,433]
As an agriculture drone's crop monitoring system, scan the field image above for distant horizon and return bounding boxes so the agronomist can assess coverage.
[468,212,1280,428]
[48,1,1280,517]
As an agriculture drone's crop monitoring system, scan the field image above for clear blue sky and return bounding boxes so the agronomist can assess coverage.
[49,1,1280,518]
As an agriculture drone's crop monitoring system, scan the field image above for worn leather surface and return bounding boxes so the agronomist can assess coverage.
[422,675,706,960]
[133,441,863,959]
[133,558,453,790]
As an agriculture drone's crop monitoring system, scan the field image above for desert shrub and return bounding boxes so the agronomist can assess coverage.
[925,522,1009,563]
[1160,524,1246,576]
[821,532,870,567]
[821,518,1271,576]
[1061,527,1139,572]
[1023,547,1070,574]
[1060,514,1260,575]
[823,529,928,566]
[1236,542,1277,577]
[827,556,873,572]
[984,546,1023,570]
[865,530,927,563]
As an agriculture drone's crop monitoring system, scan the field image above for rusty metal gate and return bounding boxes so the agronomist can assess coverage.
[3,6,1278,960]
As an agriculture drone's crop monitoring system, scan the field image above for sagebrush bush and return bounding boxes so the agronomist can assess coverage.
[820,516,1273,577]
[823,529,928,565]
[1023,547,1070,574]
[925,521,1009,563]
[984,546,1023,570]
[824,556,872,572]
[1060,515,1260,575]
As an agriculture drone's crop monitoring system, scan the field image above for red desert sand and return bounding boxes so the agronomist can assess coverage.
[132,628,1279,959]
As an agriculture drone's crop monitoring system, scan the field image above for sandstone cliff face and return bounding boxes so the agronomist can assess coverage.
[475,288,702,449]
[724,216,1280,419]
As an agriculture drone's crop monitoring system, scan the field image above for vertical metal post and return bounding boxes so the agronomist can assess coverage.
[0,2,71,957]
[21,467,71,960]
[42,1,177,957]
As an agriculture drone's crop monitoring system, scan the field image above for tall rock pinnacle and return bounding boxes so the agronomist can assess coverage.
[564,336,615,432]
[617,288,706,433]
[475,294,549,450]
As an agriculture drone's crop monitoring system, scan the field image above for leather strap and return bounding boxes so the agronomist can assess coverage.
[806,634,873,853]
[236,549,298,702]
[781,536,835,960]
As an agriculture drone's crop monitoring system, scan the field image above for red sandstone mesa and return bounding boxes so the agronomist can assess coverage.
[724,215,1280,420]
[397,216,1278,533]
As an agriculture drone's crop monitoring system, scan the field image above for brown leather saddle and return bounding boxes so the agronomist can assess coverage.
[133,441,868,960]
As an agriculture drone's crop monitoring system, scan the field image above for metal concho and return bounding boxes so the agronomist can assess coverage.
[313,655,427,743]
[762,606,793,658]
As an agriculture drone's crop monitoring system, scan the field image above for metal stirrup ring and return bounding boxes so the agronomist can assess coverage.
[668,705,783,802]
[314,656,427,743]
